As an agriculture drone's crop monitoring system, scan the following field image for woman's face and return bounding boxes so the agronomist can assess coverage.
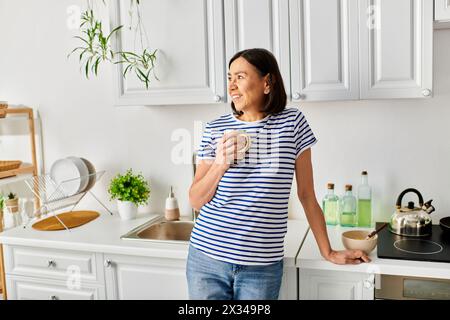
[228,57,269,114]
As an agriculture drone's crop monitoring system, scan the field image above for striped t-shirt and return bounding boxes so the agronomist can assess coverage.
[190,107,317,265]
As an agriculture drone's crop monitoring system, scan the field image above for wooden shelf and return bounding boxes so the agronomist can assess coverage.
[0,105,37,300]
[0,107,33,118]
[0,163,35,181]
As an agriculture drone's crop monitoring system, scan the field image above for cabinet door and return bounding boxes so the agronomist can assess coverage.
[3,245,103,283]
[435,0,450,21]
[224,0,291,99]
[110,0,226,105]
[278,266,297,300]
[299,269,374,300]
[6,275,105,300]
[359,0,433,99]
[289,0,359,101]
[104,254,188,300]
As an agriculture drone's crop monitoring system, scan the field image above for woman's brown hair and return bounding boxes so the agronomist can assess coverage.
[228,48,287,116]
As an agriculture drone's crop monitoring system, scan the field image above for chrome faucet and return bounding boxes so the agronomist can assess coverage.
[192,209,199,223]
[191,151,198,223]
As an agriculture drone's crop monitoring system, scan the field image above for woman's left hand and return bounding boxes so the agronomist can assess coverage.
[324,249,371,265]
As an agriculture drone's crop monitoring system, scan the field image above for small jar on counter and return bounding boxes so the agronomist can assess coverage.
[165,186,180,221]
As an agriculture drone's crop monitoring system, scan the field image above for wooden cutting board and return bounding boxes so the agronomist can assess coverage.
[32,210,100,231]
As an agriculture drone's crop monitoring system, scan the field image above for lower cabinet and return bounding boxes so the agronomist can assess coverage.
[299,268,374,300]
[103,253,188,300]
[3,244,298,300]
[103,254,298,300]
[279,266,297,300]
[7,275,106,300]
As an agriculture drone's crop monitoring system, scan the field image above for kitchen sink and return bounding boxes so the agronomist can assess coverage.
[121,217,194,243]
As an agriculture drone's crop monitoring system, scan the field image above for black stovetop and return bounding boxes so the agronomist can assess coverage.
[376,222,450,263]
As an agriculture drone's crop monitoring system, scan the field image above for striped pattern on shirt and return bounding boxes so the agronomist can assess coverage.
[191,107,317,265]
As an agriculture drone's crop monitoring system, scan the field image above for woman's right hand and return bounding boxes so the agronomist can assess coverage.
[324,249,371,265]
[214,131,240,170]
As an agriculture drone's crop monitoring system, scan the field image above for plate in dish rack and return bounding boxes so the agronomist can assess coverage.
[50,157,89,196]
[80,157,96,192]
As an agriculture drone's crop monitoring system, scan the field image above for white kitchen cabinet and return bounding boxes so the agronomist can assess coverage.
[299,268,374,300]
[103,253,188,300]
[109,0,433,105]
[7,275,105,300]
[103,254,297,300]
[435,0,450,21]
[279,266,297,300]
[289,0,360,101]
[3,245,106,300]
[110,0,226,106]
[3,245,103,283]
[359,0,433,99]
[3,244,297,300]
[435,0,450,29]
[224,0,291,99]
[289,0,433,102]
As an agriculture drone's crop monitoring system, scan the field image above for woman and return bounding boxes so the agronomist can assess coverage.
[187,48,370,300]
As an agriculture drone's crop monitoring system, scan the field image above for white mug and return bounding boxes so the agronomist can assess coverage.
[224,130,252,160]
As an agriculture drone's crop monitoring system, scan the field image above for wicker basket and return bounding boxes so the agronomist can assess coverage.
[0,160,22,172]
[0,102,7,118]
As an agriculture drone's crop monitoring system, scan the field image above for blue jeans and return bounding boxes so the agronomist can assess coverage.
[186,245,283,300]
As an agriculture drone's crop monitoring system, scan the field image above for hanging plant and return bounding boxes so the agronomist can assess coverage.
[115,49,158,89]
[68,0,158,89]
[68,7,122,78]
[115,0,158,89]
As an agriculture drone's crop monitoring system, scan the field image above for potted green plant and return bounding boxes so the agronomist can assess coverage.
[108,169,150,220]
[5,192,18,214]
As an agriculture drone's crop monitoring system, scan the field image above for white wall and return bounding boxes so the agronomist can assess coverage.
[1,0,449,224]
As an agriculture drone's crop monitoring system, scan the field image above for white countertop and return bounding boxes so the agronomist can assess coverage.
[0,212,309,267]
[297,225,450,280]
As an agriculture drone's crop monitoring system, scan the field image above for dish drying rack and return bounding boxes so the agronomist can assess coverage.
[22,170,113,231]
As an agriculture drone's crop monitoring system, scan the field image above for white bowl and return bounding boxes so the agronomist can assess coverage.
[50,157,89,196]
[341,230,378,253]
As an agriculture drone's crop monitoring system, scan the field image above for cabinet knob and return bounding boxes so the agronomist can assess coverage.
[49,295,58,300]
[292,92,304,100]
[422,89,432,97]
[213,95,222,102]
[363,274,375,289]
[47,260,56,268]
[104,259,113,268]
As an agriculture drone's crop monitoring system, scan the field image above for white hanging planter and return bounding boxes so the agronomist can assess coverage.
[117,200,138,221]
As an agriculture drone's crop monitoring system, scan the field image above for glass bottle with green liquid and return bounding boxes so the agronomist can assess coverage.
[357,171,372,227]
[322,183,339,225]
[340,184,357,227]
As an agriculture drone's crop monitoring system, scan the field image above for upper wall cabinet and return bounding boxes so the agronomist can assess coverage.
[110,0,226,106]
[434,0,450,29]
[289,0,360,102]
[289,0,433,102]
[359,0,433,99]
[224,0,291,100]
[111,0,433,105]
[435,0,450,21]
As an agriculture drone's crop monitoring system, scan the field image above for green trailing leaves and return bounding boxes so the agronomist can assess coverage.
[68,1,158,89]
[116,48,158,89]
[68,8,121,79]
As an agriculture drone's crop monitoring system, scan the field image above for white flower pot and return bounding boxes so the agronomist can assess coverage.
[117,200,138,221]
